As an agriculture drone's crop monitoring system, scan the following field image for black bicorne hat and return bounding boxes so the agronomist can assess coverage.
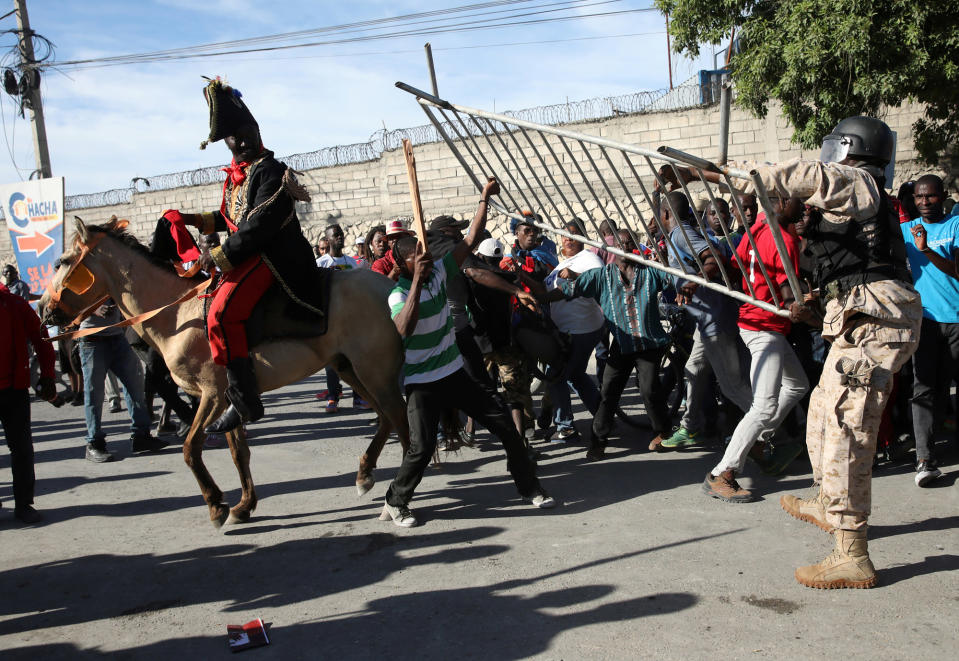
[200,77,258,150]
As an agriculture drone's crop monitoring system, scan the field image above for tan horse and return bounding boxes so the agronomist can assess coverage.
[40,218,410,528]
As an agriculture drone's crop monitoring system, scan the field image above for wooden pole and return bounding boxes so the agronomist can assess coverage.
[402,139,428,248]
[665,12,673,90]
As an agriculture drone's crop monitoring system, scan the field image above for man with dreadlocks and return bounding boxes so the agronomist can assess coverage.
[168,78,322,433]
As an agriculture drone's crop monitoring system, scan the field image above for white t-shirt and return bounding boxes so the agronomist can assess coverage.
[317,254,361,270]
[545,249,605,334]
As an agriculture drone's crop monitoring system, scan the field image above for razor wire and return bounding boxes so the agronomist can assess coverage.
[396,81,802,318]
[60,85,705,212]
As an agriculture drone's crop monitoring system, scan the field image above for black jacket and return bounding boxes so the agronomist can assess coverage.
[211,152,322,319]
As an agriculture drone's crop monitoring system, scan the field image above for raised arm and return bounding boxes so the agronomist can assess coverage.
[452,178,500,267]
[465,266,537,310]
[911,224,959,279]
[393,243,432,338]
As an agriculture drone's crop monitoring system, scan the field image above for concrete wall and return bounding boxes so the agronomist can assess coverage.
[0,99,933,268]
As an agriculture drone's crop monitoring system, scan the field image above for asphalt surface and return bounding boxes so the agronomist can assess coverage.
[1,374,957,660]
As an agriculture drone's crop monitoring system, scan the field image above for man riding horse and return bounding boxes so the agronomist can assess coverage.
[168,77,322,433]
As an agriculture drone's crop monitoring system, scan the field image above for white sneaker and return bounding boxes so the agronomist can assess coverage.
[379,502,417,527]
[915,460,942,487]
[531,491,556,509]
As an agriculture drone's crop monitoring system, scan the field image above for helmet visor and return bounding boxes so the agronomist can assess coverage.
[820,135,852,163]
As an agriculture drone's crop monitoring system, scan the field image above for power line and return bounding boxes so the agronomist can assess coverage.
[41,1,659,71]
[41,0,595,66]
[169,29,667,66]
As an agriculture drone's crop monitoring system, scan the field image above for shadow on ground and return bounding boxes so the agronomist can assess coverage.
[0,525,709,660]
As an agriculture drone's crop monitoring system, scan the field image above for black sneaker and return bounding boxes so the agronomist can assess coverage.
[109,401,123,413]
[14,505,42,524]
[130,434,167,454]
[85,442,113,463]
[915,459,942,487]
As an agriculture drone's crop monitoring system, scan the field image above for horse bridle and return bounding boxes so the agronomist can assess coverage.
[45,219,128,324]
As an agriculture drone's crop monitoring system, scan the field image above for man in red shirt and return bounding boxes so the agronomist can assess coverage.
[371,219,412,280]
[0,284,58,524]
[703,199,810,503]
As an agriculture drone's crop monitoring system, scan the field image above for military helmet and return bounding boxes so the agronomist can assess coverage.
[820,116,895,167]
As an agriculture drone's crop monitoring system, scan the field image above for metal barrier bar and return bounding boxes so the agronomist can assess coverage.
[723,172,782,307]
[668,162,735,290]
[519,125,580,222]
[695,169,758,300]
[397,81,794,318]
[600,145,666,263]
[471,115,551,221]
[646,156,712,280]
[537,130,594,235]
[557,135,627,251]
[750,170,804,300]
[491,118,563,226]
[621,152,686,273]
[439,107,527,211]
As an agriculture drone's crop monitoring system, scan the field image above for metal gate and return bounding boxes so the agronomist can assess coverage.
[396,81,802,317]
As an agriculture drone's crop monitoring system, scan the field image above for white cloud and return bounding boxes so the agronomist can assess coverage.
[0,1,719,197]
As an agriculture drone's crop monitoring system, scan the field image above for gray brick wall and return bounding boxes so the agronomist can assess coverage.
[0,99,936,267]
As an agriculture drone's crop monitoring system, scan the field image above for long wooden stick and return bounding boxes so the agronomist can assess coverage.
[402,139,427,249]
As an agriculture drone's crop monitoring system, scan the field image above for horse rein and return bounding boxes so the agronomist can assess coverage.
[45,219,213,341]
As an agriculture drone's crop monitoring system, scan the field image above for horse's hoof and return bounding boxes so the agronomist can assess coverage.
[356,477,374,497]
[226,509,252,525]
[211,504,229,529]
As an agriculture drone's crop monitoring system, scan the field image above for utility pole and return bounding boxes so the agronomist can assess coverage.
[14,0,51,178]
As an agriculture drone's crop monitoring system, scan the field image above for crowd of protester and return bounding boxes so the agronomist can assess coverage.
[2,172,956,528]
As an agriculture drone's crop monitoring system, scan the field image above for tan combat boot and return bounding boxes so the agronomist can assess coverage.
[780,490,833,533]
[795,529,877,589]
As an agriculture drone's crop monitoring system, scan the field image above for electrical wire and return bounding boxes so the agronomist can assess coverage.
[42,1,658,71]
[173,29,666,66]
[0,91,27,180]
[41,0,595,66]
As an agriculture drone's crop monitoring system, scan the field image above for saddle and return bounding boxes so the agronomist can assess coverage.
[203,267,333,350]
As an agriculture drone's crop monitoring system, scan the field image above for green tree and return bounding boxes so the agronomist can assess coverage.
[656,0,959,169]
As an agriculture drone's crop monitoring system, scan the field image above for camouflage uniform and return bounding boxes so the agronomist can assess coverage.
[750,159,921,531]
[485,348,535,422]
[807,281,920,530]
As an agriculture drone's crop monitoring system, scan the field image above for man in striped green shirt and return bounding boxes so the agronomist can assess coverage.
[380,179,555,528]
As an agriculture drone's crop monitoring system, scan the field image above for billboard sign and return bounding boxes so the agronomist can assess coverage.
[0,176,65,295]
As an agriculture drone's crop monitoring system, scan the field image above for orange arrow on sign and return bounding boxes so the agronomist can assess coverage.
[16,231,55,255]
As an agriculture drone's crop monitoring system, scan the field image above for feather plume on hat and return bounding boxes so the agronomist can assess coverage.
[200,76,258,150]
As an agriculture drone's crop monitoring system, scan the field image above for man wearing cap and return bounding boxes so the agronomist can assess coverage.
[371,219,411,281]
[380,179,554,527]
[492,212,558,439]
[173,77,322,433]
[351,236,368,267]
[428,216,536,404]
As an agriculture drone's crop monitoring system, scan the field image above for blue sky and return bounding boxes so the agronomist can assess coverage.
[0,1,718,195]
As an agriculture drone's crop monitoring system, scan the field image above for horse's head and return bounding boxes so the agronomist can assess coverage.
[39,216,127,327]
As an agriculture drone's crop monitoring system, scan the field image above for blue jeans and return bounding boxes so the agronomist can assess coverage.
[79,335,151,444]
[548,328,604,431]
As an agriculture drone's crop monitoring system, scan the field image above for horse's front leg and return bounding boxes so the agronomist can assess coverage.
[183,392,230,528]
[224,425,257,524]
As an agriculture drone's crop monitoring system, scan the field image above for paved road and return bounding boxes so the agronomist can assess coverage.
[1,374,957,659]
